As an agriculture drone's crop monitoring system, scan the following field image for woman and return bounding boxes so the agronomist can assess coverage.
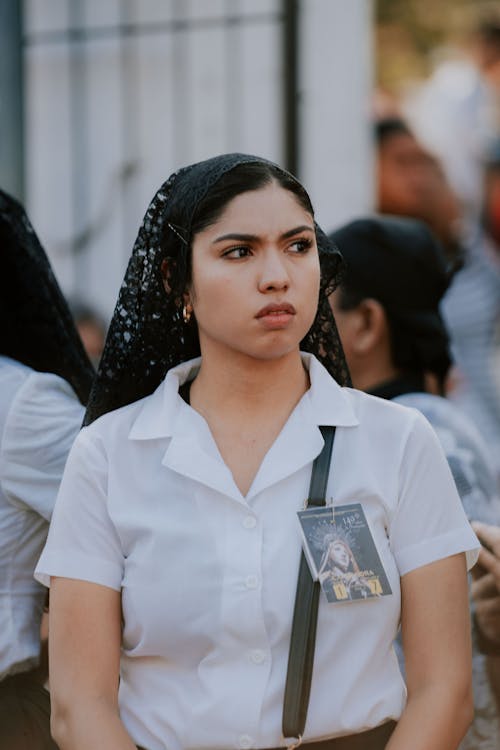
[0,189,94,749]
[36,154,478,750]
[328,214,500,749]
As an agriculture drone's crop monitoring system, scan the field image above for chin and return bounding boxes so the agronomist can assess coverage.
[246,339,302,361]
[201,326,307,363]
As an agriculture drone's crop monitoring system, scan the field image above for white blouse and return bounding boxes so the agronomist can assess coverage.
[36,354,478,750]
[0,355,83,679]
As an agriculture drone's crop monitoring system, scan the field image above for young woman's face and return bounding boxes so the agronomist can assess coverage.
[188,181,320,362]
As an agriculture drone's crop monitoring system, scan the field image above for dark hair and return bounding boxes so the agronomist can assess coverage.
[191,161,314,237]
[374,117,413,146]
[0,191,94,403]
[337,283,410,372]
[337,282,449,384]
[477,18,500,51]
[185,162,313,285]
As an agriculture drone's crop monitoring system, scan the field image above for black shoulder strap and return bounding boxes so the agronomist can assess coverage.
[282,425,336,743]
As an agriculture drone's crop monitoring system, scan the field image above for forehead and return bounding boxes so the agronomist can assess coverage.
[201,181,312,237]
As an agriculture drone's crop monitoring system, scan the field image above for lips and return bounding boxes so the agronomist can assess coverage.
[255,302,296,318]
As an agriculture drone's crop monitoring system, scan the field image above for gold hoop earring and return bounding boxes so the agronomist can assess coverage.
[183,303,192,324]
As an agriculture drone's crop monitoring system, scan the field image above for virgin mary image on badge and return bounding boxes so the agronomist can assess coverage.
[297,503,392,604]
[318,536,373,601]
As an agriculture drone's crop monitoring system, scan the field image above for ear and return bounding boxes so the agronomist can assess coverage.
[350,298,388,355]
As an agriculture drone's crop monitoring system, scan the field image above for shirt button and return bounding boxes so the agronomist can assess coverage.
[250,649,266,665]
[239,735,254,749]
[245,575,259,589]
[243,515,257,529]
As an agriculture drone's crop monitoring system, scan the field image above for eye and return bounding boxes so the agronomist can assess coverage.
[222,246,252,259]
[288,238,313,253]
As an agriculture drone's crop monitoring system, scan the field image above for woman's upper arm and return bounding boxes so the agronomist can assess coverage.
[35,427,124,590]
[49,577,122,712]
[401,553,472,694]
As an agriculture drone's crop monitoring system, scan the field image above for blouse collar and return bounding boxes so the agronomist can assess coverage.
[129,353,358,442]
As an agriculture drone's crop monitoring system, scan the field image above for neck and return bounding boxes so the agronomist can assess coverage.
[351,361,401,393]
[368,372,426,400]
[190,346,309,422]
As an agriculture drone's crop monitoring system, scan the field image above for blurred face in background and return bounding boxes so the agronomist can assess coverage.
[77,320,105,367]
[377,132,461,256]
[377,131,436,219]
[484,166,500,249]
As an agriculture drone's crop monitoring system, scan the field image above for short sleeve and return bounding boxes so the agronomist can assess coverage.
[35,427,124,591]
[389,411,479,576]
[0,371,84,521]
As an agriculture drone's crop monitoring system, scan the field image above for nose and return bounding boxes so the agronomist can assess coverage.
[258,248,290,293]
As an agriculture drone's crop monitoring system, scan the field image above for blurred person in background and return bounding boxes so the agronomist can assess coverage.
[329,215,500,750]
[376,118,500,482]
[375,117,463,264]
[440,141,500,484]
[0,190,94,749]
[404,16,500,223]
[68,298,107,369]
[469,519,500,717]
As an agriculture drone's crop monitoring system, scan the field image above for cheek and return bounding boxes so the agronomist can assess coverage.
[304,254,321,299]
[190,268,246,330]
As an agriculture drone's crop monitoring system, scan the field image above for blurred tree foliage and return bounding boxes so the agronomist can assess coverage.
[375,0,499,94]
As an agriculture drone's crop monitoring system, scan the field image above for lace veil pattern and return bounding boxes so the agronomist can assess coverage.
[0,189,94,405]
[85,153,350,424]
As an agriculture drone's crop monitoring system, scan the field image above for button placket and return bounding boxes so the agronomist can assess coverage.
[250,649,266,665]
[243,514,257,529]
[220,507,270,746]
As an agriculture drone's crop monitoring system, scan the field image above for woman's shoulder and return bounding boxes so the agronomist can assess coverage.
[342,386,424,428]
[83,360,198,443]
[338,386,440,459]
[307,355,424,435]
[83,392,154,440]
[0,356,82,434]
[81,372,178,449]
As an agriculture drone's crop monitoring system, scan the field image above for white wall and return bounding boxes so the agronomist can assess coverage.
[299,0,374,233]
[23,0,373,320]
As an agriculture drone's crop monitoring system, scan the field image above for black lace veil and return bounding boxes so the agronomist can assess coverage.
[0,189,94,405]
[85,154,350,424]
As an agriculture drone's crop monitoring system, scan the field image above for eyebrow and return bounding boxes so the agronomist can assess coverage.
[212,225,315,244]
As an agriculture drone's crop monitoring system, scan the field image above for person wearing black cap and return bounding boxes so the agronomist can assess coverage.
[330,214,453,397]
[329,215,500,750]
